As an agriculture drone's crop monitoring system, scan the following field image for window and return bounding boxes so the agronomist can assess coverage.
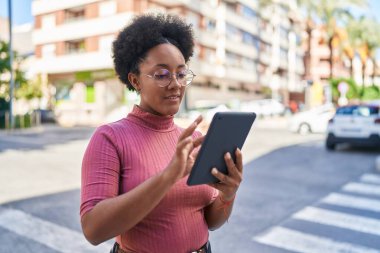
[186,13,199,29]
[280,26,288,40]
[205,48,216,63]
[242,32,258,46]
[99,35,114,52]
[280,48,287,59]
[65,7,85,23]
[226,51,241,67]
[241,5,257,23]
[99,0,117,17]
[226,23,242,42]
[42,44,56,58]
[65,40,85,54]
[242,57,256,70]
[205,19,216,32]
[41,14,56,29]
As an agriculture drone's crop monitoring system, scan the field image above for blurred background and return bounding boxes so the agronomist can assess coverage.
[0,0,379,128]
[0,0,380,253]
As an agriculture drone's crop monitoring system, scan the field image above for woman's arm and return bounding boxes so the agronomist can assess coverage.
[81,116,204,245]
[204,148,243,230]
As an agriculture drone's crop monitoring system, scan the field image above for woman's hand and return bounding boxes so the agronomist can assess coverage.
[164,115,204,182]
[210,148,243,200]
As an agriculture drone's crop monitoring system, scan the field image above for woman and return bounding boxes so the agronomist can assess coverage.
[80,13,243,253]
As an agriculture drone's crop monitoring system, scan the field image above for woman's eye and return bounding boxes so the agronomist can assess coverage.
[177,72,187,79]
[154,74,169,80]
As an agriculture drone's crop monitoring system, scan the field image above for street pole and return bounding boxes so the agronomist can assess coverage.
[8,0,14,129]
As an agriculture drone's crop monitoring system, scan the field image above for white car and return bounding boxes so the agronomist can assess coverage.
[241,99,285,117]
[325,104,380,150]
[288,103,335,134]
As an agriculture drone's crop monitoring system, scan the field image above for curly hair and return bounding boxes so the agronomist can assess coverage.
[112,13,195,91]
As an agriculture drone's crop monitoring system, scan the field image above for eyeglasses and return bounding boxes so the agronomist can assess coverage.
[144,69,196,87]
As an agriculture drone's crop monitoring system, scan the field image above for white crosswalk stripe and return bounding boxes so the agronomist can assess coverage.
[360,174,380,185]
[0,207,111,253]
[254,175,380,252]
[254,227,380,253]
[343,182,380,196]
[322,193,380,213]
[293,206,380,236]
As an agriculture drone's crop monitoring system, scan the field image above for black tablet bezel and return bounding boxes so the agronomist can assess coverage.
[187,111,256,186]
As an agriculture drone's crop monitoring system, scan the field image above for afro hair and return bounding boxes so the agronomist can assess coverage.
[112,13,195,91]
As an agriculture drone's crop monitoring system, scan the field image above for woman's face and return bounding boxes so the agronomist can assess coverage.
[133,43,187,116]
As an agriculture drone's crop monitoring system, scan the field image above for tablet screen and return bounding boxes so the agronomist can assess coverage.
[187,112,256,186]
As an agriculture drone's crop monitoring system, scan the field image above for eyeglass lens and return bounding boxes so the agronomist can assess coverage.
[153,69,194,87]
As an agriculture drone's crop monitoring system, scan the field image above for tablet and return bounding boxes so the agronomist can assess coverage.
[187,111,256,186]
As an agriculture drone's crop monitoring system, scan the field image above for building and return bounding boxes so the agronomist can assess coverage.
[32,0,305,126]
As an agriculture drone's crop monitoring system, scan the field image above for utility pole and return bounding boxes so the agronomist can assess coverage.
[8,0,14,129]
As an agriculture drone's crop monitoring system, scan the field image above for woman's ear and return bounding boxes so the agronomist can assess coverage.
[128,73,141,91]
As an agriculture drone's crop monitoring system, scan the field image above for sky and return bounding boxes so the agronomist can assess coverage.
[0,0,379,25]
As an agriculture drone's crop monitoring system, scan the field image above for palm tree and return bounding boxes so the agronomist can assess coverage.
[345,17,363,77]
[359,17,380,85]
[298,0,367,78]
[345,16,380,85]
[296,0,319,81]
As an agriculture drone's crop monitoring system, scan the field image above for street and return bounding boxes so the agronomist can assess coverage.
[0,119,379,253]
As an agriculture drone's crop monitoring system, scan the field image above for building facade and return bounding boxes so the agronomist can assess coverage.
[32,0,305,125]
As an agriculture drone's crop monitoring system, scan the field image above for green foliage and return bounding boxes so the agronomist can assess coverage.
[330,78,360,102]
[86,85,95,103]
[329,77,380,102]
[361,85,380,101]
[0,40,26,98]
[0,113,33,129]
[261,86,272,98]
[0,97,9,111]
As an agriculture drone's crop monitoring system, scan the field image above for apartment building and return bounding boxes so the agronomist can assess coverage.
[32,0,305,125]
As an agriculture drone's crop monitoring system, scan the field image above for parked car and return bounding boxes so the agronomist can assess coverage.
[241,99,286,117]
[288,103,335,134]
[325,104,380,150]
[34,109,56,123]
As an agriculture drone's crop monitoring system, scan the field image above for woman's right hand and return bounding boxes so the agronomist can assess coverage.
[165,115,204,182]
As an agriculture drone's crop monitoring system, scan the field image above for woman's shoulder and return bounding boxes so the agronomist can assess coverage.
[93,118,132,138]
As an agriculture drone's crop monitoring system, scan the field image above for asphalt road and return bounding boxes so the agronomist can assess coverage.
[0,121,379,253]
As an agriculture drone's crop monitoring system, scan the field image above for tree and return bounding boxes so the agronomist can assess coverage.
[345,16,380,85]
[298,0,367,78]
[0,40,41,100]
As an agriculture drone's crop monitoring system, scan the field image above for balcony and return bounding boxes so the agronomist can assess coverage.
[225,40,258,59]
[196,30,218,48]
[280,38,289,49]
[190,60,256,83]
[33,12,133,44]
[32,0,100,15]
[260,29,272,44]
[259,52,271,65]
[34,51,113,74]
[225,9,258,36]
[225,66,257,83]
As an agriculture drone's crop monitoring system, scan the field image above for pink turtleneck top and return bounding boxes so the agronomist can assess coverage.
[80,105,218,253]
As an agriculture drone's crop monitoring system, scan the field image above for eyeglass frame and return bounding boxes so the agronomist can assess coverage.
[143,68,196,87]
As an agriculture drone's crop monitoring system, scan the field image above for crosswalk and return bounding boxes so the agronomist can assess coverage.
[0,207,112,253]
[253,173,380,253]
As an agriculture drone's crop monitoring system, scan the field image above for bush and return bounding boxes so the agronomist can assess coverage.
[361,86,380,101]
[0,112,34,129]
[329,78,361,103]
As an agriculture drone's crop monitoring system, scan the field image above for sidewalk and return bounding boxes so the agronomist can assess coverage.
[0,125,95,205]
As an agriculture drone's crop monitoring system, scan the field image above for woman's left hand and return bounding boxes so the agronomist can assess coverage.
[209,148,243,200]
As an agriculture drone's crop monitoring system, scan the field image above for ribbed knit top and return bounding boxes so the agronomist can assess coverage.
[80,105,218,253]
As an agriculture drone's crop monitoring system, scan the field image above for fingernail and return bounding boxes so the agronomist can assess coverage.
[237,148,241,152]
[212,168,218,174]
[226,152,231,158]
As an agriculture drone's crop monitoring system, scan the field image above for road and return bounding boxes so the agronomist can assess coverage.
[0,119,379,253]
